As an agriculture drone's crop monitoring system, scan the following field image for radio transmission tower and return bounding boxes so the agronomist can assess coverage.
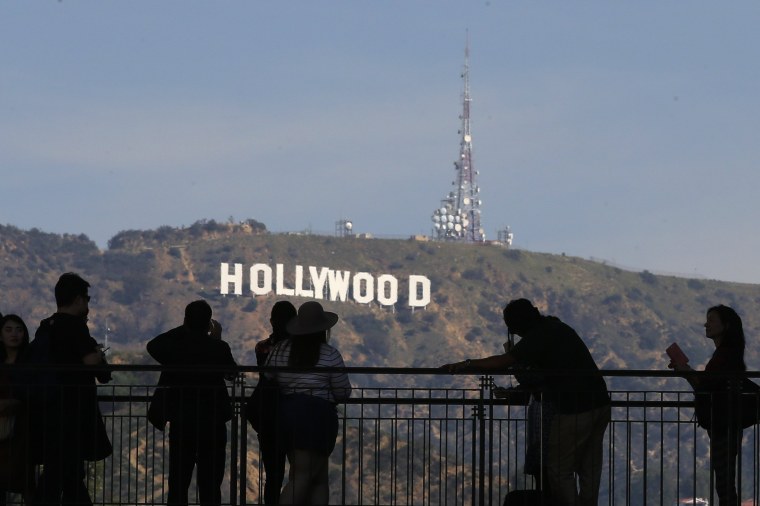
[431,36,485,243]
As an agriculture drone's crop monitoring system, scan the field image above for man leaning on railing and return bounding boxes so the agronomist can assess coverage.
[441,298,611,506]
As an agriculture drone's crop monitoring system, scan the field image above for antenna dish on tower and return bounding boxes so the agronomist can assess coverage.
[429,33,486,243]
[335,219,355,238]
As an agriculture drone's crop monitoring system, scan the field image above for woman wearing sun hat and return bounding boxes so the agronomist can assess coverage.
[264,301,352,505]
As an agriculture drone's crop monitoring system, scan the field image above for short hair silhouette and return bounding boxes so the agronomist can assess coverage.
[184,300,212,331]
[503,298,541,334]
[55,272,91,307]
[270,301,297,333]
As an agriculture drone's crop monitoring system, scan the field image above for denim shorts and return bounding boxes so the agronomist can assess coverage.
[280,393,338,455]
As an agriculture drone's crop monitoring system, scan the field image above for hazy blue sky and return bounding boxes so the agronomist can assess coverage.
[2,2,760,284]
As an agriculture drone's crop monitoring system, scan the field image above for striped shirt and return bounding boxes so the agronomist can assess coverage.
[264,339,352,403]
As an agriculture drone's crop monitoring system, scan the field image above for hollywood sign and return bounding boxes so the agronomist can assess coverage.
[220,263,432,308]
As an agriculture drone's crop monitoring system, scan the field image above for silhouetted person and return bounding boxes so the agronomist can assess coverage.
[0,314,33,505]
[669,305,747,506]
[253,301,296,504]
[147,300,237,506]
[442,298,610,506]
[266,301,352,505]
[32,273,112,506]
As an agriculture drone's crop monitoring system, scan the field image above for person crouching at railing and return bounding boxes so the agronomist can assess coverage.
[668,305,756,506]
[264,301,352,506]
[442,298,611,506]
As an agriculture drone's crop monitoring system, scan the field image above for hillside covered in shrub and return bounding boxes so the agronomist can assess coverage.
[2,221,760,385]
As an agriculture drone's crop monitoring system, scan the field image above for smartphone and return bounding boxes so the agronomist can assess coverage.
[666,342,689,366]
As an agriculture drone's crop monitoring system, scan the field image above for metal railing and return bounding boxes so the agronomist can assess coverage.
[1,366,759,506]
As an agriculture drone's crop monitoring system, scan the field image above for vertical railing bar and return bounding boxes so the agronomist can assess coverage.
[393,392,398,506]
[467,404,472,506]
[443,389,450,506]
[755,422,759,506]
[440,399,444,506]
[735,379,743,505]
[405,394,410,506]
[393,389,399,506]
[708,391,715,506]
[658,390,664,506]
[239,380,248,506]
[692,404,698,504]
[150,385,156,506]
[485,376,494,506]
[228,378,239,506]
[476,377,484,506]
[609,407,615,506]
[120,386,126,505]
[375,416,380,505]
[358,398,365,504]
[425,390,430,506]
[340,390,349,506]
[626,391,632,506]
[642,390,648,506]
[124,384,131,505]
[675,391,680,506]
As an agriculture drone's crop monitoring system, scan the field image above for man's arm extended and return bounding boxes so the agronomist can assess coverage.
[441,352,517,373]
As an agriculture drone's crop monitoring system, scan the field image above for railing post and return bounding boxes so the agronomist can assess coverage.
[238,374,250,506]
[229,374,245,506]
[471,391,481,506]
[484,375,495,506]
[473,375,490,506]
[732,375,743,504]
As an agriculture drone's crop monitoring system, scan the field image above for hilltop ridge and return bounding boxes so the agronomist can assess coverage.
[2,221,759,382]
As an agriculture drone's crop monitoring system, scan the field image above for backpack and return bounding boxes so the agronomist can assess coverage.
[15,319,58,393]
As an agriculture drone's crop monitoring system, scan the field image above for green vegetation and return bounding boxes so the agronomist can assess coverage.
[2,222,760,377]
